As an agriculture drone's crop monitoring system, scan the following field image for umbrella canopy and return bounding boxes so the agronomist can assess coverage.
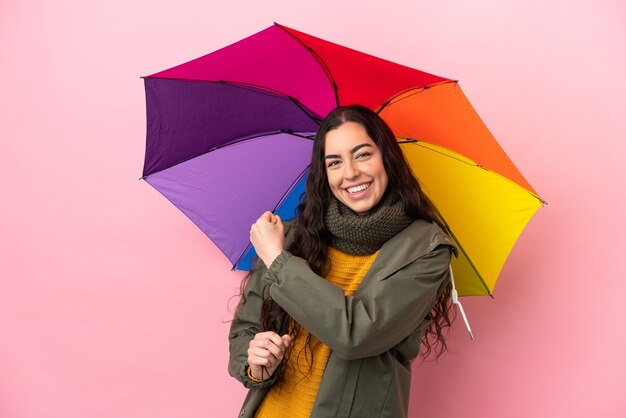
[142,23,544,297]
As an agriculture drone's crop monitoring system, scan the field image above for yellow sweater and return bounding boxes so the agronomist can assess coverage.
[254,248,379,418]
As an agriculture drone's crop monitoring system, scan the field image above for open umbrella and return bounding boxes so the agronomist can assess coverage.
[142,23,544,301]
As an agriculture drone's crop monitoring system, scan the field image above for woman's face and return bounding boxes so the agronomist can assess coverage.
[324,122,389,214]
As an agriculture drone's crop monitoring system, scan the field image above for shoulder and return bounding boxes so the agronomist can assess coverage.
[402,219,453,247]
[379,219,456,267]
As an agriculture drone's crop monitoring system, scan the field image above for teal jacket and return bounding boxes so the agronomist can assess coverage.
[228,219,455,417]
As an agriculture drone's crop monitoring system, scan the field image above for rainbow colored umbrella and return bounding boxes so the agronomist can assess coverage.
[142,23,544,297]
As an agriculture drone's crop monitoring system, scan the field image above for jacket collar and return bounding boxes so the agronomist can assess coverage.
[284,219,456,282]
[360,219,456,284]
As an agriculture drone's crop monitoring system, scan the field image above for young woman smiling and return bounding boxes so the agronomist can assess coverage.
[229,105,456,418]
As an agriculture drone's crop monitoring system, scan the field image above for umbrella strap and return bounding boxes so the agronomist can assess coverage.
[449,264,474,340]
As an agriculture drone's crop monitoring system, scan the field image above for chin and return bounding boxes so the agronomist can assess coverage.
[342,197,380,214]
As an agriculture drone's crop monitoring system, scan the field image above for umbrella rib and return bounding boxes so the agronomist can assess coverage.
[270,165,310,214]
[431,203,493,297]
[145,76,323,125]
[141,131,314,179]
[274,23,340,108]
[399,139,545,204]
[231,164,311,270]
[210,79,323,123]
[232,242,255,271]
[376,80,458,114]
[287,96,323,124]
[383,82,541,199]
[146,76,292,99]
[142,177,239,270]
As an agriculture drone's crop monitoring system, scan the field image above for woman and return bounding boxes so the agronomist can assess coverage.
[228,105,456,418]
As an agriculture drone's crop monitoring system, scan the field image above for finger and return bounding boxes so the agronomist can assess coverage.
[253,331,282,348]
[274,215,282,225]
[252,333,285,355]
[254,331,280,341]
[248,354,272,368]
[281,334,292,347]
[255,335,286,358]
[265,332,285,348]
[276,217,284,234]
[251,337,281,351]
[259,211,273,222]
[248,345,271,360]
[248,346,275,363]
[262,340,284,360]
[249,338,275,353]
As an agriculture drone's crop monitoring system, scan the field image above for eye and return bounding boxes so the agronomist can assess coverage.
[327,160,341,168]
[355,151,372,159]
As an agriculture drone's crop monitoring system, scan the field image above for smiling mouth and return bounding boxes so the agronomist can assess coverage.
[346,183,371,194]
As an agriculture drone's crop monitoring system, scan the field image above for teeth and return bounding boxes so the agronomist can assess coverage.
[347,183,370,193]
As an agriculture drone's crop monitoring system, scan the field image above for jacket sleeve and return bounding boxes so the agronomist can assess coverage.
[262,244,452,361]
[227,263,279,389]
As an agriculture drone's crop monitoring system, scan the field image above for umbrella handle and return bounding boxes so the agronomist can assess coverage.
[449,265,474,340]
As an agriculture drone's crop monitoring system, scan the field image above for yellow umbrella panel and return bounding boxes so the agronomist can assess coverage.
[399,139,544,296]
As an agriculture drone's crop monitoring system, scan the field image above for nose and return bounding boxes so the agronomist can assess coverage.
[344,160,360,179]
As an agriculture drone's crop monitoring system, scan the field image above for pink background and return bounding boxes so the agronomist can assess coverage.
[1,0,625,417]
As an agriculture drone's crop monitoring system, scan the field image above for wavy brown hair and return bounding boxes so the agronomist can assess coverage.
[241,105,455,381]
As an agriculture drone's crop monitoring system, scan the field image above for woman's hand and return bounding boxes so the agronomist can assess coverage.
[247,331,292,380]
[250,211,284,267]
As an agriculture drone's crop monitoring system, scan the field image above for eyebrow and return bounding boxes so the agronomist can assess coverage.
[324,143,373,160]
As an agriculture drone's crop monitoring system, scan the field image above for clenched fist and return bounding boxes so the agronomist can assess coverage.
[250,211,284,268]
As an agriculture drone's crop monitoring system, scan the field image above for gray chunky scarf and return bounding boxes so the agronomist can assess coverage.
[324,192,413,255]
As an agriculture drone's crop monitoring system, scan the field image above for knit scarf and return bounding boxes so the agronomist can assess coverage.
[324,192,413,255]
